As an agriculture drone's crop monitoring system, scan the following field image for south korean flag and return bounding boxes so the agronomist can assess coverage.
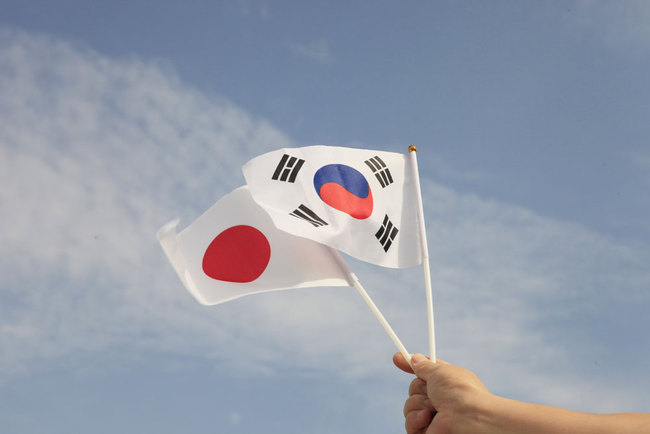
[242,146,423,268]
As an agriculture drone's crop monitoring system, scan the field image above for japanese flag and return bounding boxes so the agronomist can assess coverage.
[242,146,422,268]
[157,186,351,305]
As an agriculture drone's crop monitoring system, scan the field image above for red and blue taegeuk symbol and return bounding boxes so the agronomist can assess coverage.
[313,164,373,219]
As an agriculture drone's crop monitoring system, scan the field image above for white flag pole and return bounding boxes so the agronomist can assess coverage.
[408,145,437,362]
[330,248,412,366]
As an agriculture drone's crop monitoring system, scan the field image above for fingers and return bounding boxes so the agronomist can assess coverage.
[405,407,434,434]
[411,353,440,381]
[404,391,435,433]
[393,352,414,374]
[403,392,432,417]
[408,377,427,397]
[395,353,452,433]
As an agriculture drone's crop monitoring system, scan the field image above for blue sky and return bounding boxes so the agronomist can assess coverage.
[1,1,649,433]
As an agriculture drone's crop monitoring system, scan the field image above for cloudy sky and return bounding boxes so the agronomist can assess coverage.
[1,1,649,433]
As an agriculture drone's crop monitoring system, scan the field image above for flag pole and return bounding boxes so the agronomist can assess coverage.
[330,249,412,366]
[408,145,436,362]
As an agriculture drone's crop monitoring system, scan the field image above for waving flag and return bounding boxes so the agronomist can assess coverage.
[157,186,351,305]
[242,146,422,268]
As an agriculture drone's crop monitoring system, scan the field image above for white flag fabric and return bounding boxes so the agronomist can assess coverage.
[157,186,351,305]
[242,146,422,268]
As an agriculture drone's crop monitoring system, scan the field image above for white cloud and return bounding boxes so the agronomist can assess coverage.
[635,151,650,180]
[291,38,333,64]
[0,28,648,413]
[0,27,293,377]
[574,0,650,51]
[238,0,271,20]
[230,411,242,425]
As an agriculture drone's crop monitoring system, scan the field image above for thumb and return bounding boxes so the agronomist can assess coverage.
[410,353,439,380]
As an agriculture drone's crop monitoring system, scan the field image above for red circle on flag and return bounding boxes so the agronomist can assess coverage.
[202,225,271,283]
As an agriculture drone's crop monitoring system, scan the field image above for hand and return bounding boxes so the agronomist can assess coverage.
[394,353,650,434]
[393,353,494,434]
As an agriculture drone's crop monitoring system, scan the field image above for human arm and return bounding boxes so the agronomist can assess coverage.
[394,353,650,434]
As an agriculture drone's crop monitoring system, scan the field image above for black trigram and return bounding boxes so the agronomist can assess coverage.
[290,205,328,227]
[364,155,394,188]
[272,154,305,182]
[375,215,398,252]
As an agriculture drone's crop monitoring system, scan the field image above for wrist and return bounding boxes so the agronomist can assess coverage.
[471,396,620,434]
[473,395,519,434]
[451,391,502,434]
